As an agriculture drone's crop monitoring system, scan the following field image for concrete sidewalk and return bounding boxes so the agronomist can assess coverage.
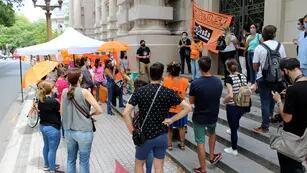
[0,100,183,173]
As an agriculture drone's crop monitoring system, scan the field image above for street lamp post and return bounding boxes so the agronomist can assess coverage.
[32,0,63,41]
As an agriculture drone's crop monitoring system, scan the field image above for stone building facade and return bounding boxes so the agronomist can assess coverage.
[69,0,307,74]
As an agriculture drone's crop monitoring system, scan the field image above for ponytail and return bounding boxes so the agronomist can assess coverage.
[67,86,76,100]
[38,87,46,103]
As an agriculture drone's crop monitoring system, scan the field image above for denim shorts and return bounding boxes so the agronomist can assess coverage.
[135,133,168,160]
[193,122,216,144]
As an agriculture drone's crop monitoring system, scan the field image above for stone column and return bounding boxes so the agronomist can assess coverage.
[107,0,118,40]
[73,0,82,30]
[263,0,285,41]
[94,0,101,39]
[128,0,173,35]
[101,0,108,40]
[69,0,74,27]
[116,0,130,36]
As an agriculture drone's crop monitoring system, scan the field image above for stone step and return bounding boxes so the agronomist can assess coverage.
[184,125,275,173]
[214,109,276,144]
[119,92,280,172]
[166,147,225,173]
[187,115,279,171]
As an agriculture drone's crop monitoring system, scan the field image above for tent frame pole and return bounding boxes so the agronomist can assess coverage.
[19,56,24,103]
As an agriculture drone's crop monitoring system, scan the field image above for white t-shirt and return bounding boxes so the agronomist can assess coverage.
[221,34,237,52]
[253,40,287,80]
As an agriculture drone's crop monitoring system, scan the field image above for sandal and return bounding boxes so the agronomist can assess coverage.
[193,167,207,173]
[177,143,185,150]
[168,144,173,151]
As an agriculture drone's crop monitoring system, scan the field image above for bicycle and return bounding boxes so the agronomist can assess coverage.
[25,84,41,128]
[27,97,39,128]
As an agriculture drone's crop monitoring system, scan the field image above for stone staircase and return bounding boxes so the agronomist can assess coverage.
[112,75,307,173]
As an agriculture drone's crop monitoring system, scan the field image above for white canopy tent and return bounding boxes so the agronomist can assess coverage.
[17,27,105,55]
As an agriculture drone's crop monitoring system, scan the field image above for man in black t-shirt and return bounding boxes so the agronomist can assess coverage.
[189,56,223,173]
[136,40,151,80]
[123,62,191,172]
[179,32,192,74]
[272,58,307,173]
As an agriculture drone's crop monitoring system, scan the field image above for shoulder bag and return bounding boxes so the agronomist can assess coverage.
[132,85,162,146]
[270,124,307,162]
[71,97,96,132]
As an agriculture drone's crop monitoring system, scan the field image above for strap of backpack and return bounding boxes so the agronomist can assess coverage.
[275,42,281,52]
[261,43,272,53]
[237,74,247,86]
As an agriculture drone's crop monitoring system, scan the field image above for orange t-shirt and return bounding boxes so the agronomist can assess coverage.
[163,76,189,113]
[115,71,123,81]
[190,41,203,60]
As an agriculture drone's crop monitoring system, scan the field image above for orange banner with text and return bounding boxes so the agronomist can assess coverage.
[191,2,233,53]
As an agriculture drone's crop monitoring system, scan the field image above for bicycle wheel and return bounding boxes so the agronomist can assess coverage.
[27,111,39,128]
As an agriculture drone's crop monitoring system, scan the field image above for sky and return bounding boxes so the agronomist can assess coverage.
[15,0,53,22]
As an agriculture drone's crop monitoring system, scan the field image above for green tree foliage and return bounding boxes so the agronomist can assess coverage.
[0,15,59,50]
[0,1,15,27]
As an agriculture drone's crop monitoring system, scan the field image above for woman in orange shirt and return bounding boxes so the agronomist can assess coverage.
[190,37,203,81]
[164,62,189,150]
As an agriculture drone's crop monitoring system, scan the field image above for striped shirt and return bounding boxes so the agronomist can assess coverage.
[225,73,248,105]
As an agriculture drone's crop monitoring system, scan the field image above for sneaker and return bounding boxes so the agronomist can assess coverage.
[43,165,60,172]
[253,127,269,134]
[49,170,65,173]
[193,167,207,173]
[209,152,222,165]
[224,147,238,156]
[43,166,49,171]
[226,129,231,135]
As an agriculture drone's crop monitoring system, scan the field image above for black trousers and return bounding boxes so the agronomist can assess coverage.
[277,152,305,173]
[219,50,237,80]
[180,52,191,74]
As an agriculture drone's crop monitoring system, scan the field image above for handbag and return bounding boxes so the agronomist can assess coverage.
[270,124,307,162]
[132,85,162,146]
[216,35,226,50]
[71,97,96,132]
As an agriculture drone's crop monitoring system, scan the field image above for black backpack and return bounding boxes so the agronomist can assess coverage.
[261,42,283,84]
[216,35,226,50]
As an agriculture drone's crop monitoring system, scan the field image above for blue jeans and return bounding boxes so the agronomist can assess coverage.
[64,130,94,173]
[146,150,154,173]
[226,105,244,150]
[40,125,61,171]
[191,59,200,80]
[247,51,256,84]
[258,80,275,129]
[107,80,114,114]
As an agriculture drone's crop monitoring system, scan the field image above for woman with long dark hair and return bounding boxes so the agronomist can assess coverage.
[80,57,94,92]
[223,59,250,156]
[245,24,262,84]
[61,68,103,173]
[93,58,106,102]
[105,59,124,115]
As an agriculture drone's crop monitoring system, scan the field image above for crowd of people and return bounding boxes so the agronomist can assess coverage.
[30,14,307,173]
